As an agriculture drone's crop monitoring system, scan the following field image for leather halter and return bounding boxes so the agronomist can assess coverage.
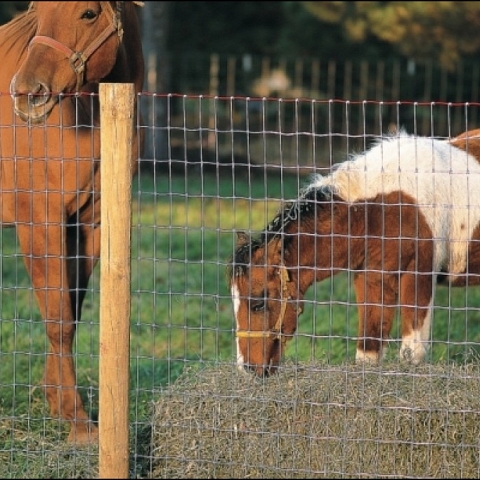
[236,264,291,343]
[28,2,123,92]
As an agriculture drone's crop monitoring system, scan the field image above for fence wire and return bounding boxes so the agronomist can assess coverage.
[1,94,480,478]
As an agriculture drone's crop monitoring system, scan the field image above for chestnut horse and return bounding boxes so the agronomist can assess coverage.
[0,2,144,443]
[228,129,480,377]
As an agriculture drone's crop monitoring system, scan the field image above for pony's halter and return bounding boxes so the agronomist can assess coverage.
[27,2,125,92]
[236,264,292,343]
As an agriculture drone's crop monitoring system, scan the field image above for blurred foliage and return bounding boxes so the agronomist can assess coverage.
[166,1,397,61]
[2,1,480,72]
[166,1,480,71]
[276,1,397,61]
[303,1,480,71]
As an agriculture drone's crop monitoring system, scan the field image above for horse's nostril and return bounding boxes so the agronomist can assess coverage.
[35,81,50,95]
[30,92,51,108]
[29,83,51,107]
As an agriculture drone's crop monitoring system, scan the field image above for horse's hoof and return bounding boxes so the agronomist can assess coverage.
[67,421,99,445]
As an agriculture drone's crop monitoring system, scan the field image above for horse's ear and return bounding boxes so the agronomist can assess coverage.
[236,231,250,246]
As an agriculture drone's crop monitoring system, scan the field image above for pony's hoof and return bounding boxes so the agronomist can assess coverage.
[401,347,414,362]
[355,349,380,365]
[400,344,425,365]
[67,421,99,445]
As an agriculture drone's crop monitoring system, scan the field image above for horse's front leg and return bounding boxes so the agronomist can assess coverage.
[66,213,101,323]
[353,272,398,364]
[16,220,96,444]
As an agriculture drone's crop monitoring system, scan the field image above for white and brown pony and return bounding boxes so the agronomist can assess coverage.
[228,129,480,376]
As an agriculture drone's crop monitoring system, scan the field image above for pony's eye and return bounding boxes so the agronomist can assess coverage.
[81,9,98,21]
[250,299,266,312]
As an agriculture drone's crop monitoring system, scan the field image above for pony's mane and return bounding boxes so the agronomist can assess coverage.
[257,132,415,244]
[229,129,440,282]
[0,8,37,60]
[228,130,414,281]
[228,183,334,281]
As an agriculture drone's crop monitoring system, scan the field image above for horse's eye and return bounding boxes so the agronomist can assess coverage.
[81,9,98,21]
[250,299,266,312]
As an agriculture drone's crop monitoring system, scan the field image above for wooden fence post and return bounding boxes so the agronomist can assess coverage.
[98,83,135,479]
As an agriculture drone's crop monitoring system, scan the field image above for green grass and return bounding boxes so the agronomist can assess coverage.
[2,167,480,476]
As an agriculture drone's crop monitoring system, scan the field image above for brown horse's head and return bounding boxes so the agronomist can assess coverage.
[228,233,303,377]
[10,1,128,124]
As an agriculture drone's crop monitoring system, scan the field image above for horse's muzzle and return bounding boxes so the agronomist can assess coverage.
[10,77,58,124]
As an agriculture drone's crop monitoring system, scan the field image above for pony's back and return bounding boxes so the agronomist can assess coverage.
[313,132,480,275]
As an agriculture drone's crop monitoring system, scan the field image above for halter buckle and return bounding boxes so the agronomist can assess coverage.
[69,52,87,75]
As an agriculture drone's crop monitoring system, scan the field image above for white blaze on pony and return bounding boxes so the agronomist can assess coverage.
[228,129,480,377]
[231,283,245,367]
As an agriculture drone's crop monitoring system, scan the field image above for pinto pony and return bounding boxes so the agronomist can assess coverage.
[228,129,480,377]
[0,2,144,443]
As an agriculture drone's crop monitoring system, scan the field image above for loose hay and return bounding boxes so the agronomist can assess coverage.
[150,361,480,478]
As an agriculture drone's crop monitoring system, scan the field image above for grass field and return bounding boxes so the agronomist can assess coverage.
[2,165,480,477]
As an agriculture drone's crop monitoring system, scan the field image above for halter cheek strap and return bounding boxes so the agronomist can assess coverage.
[28,2,123,92]
[236,264,298,343]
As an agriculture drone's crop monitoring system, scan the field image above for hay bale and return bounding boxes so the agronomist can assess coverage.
[150,361,480,478]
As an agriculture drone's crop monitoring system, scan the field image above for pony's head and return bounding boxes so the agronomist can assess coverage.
[10,1,138,124]
[228,232,304,377]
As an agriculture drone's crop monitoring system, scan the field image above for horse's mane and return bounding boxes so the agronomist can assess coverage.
[0,8,37,61]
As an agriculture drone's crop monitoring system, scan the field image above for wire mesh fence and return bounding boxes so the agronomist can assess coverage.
[2,93,480,478]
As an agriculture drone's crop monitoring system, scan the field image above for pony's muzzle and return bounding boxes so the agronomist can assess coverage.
[244,363,274,377]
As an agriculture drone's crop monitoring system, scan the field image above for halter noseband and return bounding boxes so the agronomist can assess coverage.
[28,2,124,92]
[236,264,292,343]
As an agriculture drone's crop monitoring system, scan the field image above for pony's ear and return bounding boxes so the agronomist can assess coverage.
[302,184,334,204]
[316,185,334,201]
[236,231,250,246]
[266,236,283,262]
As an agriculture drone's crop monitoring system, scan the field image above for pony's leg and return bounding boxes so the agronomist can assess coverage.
[16,221,94,444]
[354,272,397,364]
[399,273,433,365]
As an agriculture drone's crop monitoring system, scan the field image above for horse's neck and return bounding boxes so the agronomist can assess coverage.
[0,12,35,93]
